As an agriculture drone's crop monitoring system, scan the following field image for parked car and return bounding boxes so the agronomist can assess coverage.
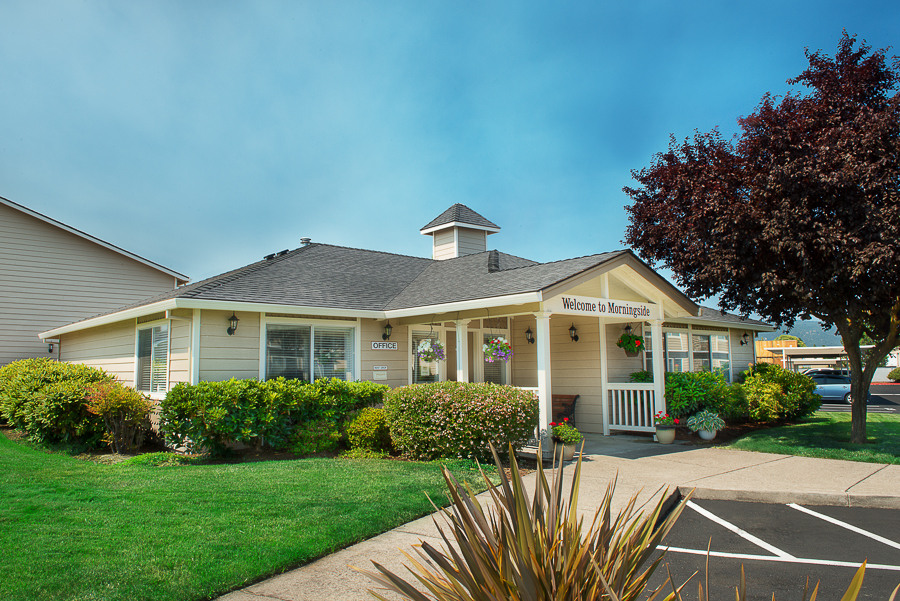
[803,368,850,377]
[808,373,869,404]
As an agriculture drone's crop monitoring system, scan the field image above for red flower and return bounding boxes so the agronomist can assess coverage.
[563,417,569,422]
[550,422,557,427]
[635,340,641,346]
[674,418,680,424]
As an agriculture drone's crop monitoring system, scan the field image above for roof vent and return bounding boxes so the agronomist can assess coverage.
[277,249,289,256]
[300,237,311,247]
[264,253,276,261]
[487,250,500,272]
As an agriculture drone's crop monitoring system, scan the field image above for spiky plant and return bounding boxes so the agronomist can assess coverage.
[358,444,689,601]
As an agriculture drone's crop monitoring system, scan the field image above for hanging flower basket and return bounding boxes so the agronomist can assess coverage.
[416,338,445,362]
[616,332,645,357]
[483,336,513,363]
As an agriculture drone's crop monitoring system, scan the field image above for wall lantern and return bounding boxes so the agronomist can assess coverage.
[740,332,750,346]
[525,327,535,344]
[569,324,579,342]
[226,312,240,336]
[382,322,393,340]
[48,342,54,354]
[623,323,633,335]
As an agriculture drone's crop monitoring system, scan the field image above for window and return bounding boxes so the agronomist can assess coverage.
[644,327,732,382]
[137,323,168,393]
[692,333,731,382]
[412,330,440,384]
[265,323,355,382]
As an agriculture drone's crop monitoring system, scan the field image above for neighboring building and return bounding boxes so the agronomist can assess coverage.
[1,195,189,366]
[755,339,799,367]
[41,204,772,435]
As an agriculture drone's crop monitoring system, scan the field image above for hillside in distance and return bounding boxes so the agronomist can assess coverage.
[756,319,842,347]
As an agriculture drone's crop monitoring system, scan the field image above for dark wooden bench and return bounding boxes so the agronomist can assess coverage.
[552,394,579,423]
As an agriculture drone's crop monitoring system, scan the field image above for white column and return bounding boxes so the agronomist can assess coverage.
[455,320,471,383]
[599,273,610,435]
[651,319,665,415]
[535,312,553,435]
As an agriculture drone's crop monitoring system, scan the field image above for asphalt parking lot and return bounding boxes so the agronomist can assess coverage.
[648,499,900,600]
[821,384,900,414]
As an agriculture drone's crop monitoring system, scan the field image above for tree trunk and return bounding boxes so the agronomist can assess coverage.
[835,322,868,444]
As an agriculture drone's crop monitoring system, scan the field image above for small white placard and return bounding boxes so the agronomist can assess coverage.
[371,341,398,350]
[372,365,388,371]
[373,371,387,381]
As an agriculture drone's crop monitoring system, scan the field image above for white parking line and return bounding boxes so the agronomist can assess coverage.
[788,504,900,551]
[657,546,900,572]
[686,500,795,559]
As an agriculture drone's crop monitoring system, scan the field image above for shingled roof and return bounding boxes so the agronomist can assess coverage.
[420,204,500,232]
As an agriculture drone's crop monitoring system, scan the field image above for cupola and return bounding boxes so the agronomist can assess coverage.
[420,204,500,260]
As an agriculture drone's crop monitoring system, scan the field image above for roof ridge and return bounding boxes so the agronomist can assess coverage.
[309,242,434,263]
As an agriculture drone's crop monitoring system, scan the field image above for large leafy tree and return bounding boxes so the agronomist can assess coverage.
[624,33,899,443]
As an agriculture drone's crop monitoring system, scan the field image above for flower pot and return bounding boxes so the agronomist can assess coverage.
[655,426,676,444]
[698,429,717,441]
[624,349,639,358]
[561,444,576,461]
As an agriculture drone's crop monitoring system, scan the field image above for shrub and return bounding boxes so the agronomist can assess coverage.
[158,377,388,455]
[384,382,538,461]
[741,363,820,421]
[347,407,392,453]
[663,371,729,418]
[85,382,153,454]
[888,367,900,382]
[0,358,112,446]
[290,419,342,455]
[629,370,653,383]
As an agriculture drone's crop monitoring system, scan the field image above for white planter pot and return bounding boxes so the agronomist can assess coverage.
[698,429,717,441]
[655,427,676,444]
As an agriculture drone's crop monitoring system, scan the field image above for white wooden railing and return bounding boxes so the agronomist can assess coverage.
[607,383,657,432]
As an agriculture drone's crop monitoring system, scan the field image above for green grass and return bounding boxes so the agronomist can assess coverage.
[0,432,495,601]
[726,411,900,464]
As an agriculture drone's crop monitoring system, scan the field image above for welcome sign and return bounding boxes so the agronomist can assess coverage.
[545,294,660,321]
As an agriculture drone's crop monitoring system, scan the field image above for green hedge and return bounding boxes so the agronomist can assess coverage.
[740,363,820,421]
[384,382,538,461]
[663,371,730,418]
[0,358,112,446]
[888,367,900,382]
[159,378,388,455]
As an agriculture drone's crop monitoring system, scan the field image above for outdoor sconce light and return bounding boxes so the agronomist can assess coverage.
[569,324,579,342]
[624,323,633,335]
[48,342,54,354]
[525,327,535,344]
[382,322,393,340]
[740,332,750,346]
[226,312,240,336]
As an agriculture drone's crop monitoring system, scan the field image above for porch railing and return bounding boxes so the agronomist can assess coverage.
[607,383,656,432]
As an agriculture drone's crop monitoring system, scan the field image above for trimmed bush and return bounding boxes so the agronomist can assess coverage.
[741,363,820,422]
[347,407,392,453]
[159,377,388,455]
[85,382,153,454]
[663,371,729,418]
[888,366,900,382]
[384,382,538,461]
[290,419,342,455]
[0,358,112,445]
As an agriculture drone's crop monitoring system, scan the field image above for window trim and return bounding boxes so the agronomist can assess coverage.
[645,324,735,381]
[259,314,359,382]
[134,318,170,399]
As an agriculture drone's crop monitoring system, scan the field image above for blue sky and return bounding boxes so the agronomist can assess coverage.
[2,1,897,286]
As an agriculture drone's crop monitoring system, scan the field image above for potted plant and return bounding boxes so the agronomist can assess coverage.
[616,332,645,357]
[686,410,725,441]
[483,336,513,363]
[416,338,445,362]
[549,418,583,460]
[653,411,679,444]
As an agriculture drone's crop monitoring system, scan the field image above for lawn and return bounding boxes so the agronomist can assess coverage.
[725,411,900,464]
[0,431,494,601]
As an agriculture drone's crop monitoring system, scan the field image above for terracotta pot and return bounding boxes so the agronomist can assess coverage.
[698,429,717,441]
[655,426,676,444]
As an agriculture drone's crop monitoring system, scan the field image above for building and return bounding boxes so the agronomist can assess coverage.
[1,195,189,366]
[40,204,772,435]
[755,339,799,367]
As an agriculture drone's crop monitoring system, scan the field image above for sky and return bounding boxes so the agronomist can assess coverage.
[2,1,897,287]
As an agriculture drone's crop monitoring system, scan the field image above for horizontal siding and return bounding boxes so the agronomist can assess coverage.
[729,327,754,378]
[169,319,192,386]
[605,323,645,383]
[199,310,260,381]
[0,203,180,366]
[359,319,408,388]
[58,321,136,385]
[457,228,486,256]
[433,242,456,260]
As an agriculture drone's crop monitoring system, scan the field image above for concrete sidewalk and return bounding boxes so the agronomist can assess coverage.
[219,435,899,601]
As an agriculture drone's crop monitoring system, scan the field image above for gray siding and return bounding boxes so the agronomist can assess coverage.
[0,203,181,365]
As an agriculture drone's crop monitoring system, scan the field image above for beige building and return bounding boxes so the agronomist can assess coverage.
[41,204,772,435]
[1,195,188,366]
